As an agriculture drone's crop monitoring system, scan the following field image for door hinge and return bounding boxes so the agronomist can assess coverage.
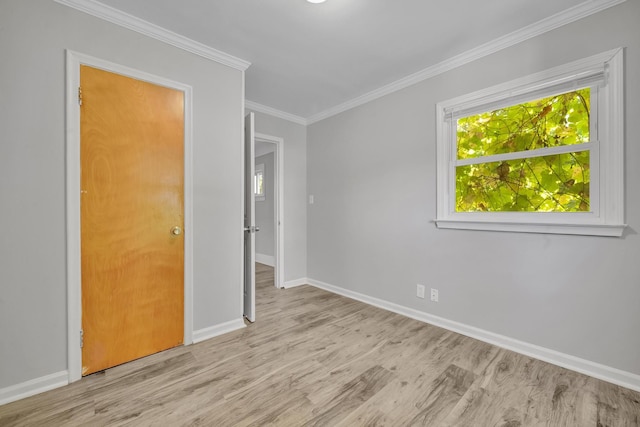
[78,86,83,106]
[80,329,84,348]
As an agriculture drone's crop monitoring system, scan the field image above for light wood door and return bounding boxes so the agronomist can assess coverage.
[243,113,256,322]
[80,65,184,376]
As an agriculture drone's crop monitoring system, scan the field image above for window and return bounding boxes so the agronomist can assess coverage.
[436,48,625,236]
[255,163,265,201]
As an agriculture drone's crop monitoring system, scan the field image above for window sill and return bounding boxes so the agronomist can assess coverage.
[434,219,626,237]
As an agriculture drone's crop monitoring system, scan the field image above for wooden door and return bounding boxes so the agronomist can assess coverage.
[80,65,184,376]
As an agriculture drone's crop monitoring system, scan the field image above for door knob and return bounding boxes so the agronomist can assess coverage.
[171,226,182,236]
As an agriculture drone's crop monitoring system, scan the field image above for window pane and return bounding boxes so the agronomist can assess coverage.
[456,151,590,212]
[256,172,264,196]
[457,88,590,160]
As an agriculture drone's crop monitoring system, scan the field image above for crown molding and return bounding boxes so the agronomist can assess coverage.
[53,0,250,71]
[306,0,628,124]
[245,100,308,126]
[53,0,627,123]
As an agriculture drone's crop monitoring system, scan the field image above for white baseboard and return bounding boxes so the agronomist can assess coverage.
[192,318,246,344]
[0,370,68,406]
[255,253,275,267]
[283,277,309,289]
[307,278,640,393]
[1,320,246,406]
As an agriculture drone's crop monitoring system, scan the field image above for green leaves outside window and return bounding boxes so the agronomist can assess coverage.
[455,88,591,212]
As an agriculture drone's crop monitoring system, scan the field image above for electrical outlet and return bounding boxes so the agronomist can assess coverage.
[416,284,425,299]
[430,288,439,302]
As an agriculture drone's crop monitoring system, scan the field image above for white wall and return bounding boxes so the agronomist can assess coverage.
[247,110,308,283]
[0,0,243,390]
[255,151,275,259]
[307,1,640,378]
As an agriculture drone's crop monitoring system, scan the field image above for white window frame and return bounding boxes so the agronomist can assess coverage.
[255,163,265,201]
[435,48,625,237]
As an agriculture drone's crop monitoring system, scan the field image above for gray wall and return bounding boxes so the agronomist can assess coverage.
[0,0,243,389]
[255,151,275,258]
[248,110,308,283]
[307,1,640,376]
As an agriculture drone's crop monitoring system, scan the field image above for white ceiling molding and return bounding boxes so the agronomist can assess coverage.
[306,0,628,124]
[53,0,251,71]
[245,100,308,126]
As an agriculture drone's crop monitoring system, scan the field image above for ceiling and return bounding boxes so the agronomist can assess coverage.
[95,0,600,121]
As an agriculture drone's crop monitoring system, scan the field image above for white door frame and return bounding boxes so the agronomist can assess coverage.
[255,133,285,289]
[65,50,194,383]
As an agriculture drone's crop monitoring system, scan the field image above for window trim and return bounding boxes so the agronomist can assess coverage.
[435,48,625,237]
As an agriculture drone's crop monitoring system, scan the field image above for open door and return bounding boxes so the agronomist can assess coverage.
[244,112,256,322]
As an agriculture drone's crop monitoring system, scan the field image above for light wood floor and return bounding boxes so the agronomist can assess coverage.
[1,263,639,426]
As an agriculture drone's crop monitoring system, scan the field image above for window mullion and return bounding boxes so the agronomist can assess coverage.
[455,142,594,167]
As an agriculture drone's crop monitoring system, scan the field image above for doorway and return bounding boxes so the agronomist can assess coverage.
[66,51,194,383]
[243,127,284,322]
[254,133,284,290]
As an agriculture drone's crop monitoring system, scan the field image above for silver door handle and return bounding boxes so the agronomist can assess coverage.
[244,226,260,233]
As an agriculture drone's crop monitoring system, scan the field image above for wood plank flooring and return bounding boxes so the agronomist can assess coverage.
[1,263,639,426]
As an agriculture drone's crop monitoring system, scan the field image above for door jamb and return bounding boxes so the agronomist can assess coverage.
[65,50,194,383]
[255,133,285,289]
